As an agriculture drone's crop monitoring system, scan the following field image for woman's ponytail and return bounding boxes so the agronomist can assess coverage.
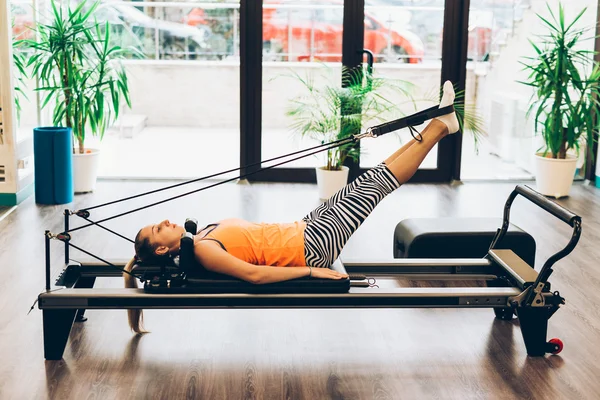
[124,257,147,334]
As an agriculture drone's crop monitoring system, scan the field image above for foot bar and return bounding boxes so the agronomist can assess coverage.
[356,105,455,139]
[488,250,538,289]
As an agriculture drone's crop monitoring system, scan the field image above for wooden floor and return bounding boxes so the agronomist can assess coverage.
[1,179,600,400]
[0,206,12,220]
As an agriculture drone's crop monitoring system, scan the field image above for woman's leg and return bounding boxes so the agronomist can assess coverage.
[302,81,458,223]
[301,163,386,223]
[304,116,455,268]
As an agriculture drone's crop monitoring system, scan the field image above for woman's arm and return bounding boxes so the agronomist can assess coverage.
[194,241,346,284]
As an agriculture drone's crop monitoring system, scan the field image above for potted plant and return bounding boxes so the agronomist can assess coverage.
[18,0,135,192]
[285,65,416,199]
[285,65,484,199]
[519,3,600,198]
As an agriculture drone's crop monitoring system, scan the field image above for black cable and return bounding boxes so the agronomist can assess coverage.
[52,138,356,279]
[68,135,356,244]
[408,126,423,142]
[80,136,352,213]
[80,217,135,244]
[62,240,142,280]
[50,105,455,283]
[76,105,453,215]
[65,104,453,235]
[63,137,356,235]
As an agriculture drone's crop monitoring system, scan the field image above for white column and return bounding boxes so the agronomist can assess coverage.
[0,0,18,197]
[0,0,34,204]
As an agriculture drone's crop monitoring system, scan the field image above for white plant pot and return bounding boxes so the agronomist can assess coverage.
[534,153,577,198]
[73,148,101,193]
[315,166,349,200]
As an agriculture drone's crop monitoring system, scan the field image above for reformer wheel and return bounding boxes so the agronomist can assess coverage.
[546,338,563,355]
[493,307,515,320]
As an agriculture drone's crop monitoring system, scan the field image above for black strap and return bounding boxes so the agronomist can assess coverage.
[408,126,423,142]
[199,238,227,251]
[200,223,220,235]
[80,216,135,244]
[198,223,226,250]
[368,105,454,138]
[60,239,142,280]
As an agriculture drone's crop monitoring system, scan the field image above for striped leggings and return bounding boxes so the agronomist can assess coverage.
[302,163,401,268]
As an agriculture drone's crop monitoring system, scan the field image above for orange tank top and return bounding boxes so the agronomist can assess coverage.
[201,218,307,266]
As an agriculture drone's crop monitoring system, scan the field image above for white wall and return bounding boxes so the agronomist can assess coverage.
[0,0,19,195]
[476,0,598,132]
[121,61,476,130]
[466,0,598,173]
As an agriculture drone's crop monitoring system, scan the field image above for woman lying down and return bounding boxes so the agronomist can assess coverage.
[124,81,459,333]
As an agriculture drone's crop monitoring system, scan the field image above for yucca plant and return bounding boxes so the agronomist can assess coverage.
[519,2,600,159]
[285,65,415,170]
[285,65,486,170]
[16,0,135,154]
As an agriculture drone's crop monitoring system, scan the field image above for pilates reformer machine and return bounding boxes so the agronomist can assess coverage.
[37,104,581,360]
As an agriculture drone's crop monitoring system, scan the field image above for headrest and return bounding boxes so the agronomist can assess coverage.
[184,218,198,234]
[179,231,196,272]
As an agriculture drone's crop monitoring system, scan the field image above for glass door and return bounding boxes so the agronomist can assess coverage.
[249,0,468,184]
[460,0,536,180]
[260,0,347,181]
[91,0,241,179]
[460,0,596,181]
[359,0,445,176]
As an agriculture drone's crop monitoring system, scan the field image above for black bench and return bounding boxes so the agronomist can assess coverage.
[393,217,536,267]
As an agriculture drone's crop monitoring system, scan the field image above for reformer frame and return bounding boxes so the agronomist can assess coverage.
[35,105,581,360]
[39,185,581,360]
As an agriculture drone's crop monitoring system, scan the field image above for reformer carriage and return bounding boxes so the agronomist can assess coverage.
[37,106,580,360]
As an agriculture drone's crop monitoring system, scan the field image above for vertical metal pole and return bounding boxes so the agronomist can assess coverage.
[310,9,315,61]
[239,0,263,180]
[45,231,51,291]
[64,210,69,264]
[341,0,365,182]
[233,7,239,58]
[386,13,392,61]
[440,0,471,182]
[154,7,160,60]
[288,8,292,61]
[511,0,516,37]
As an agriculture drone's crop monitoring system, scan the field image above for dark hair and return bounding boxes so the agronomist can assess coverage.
[134,228,157,262]
[125,228,158,334]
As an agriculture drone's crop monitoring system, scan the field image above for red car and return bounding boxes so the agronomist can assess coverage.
[11,3,35,40]
[185,1,425,63]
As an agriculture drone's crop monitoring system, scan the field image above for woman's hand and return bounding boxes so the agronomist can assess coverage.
[309,267,348,280]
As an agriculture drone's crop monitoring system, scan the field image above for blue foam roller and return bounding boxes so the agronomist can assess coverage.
[33,127,74,204]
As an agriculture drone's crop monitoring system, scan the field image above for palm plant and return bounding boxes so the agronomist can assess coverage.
[17,0,136,154]
[285,65,415,170]
[519,2,600,159]
[286,65,486,170]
